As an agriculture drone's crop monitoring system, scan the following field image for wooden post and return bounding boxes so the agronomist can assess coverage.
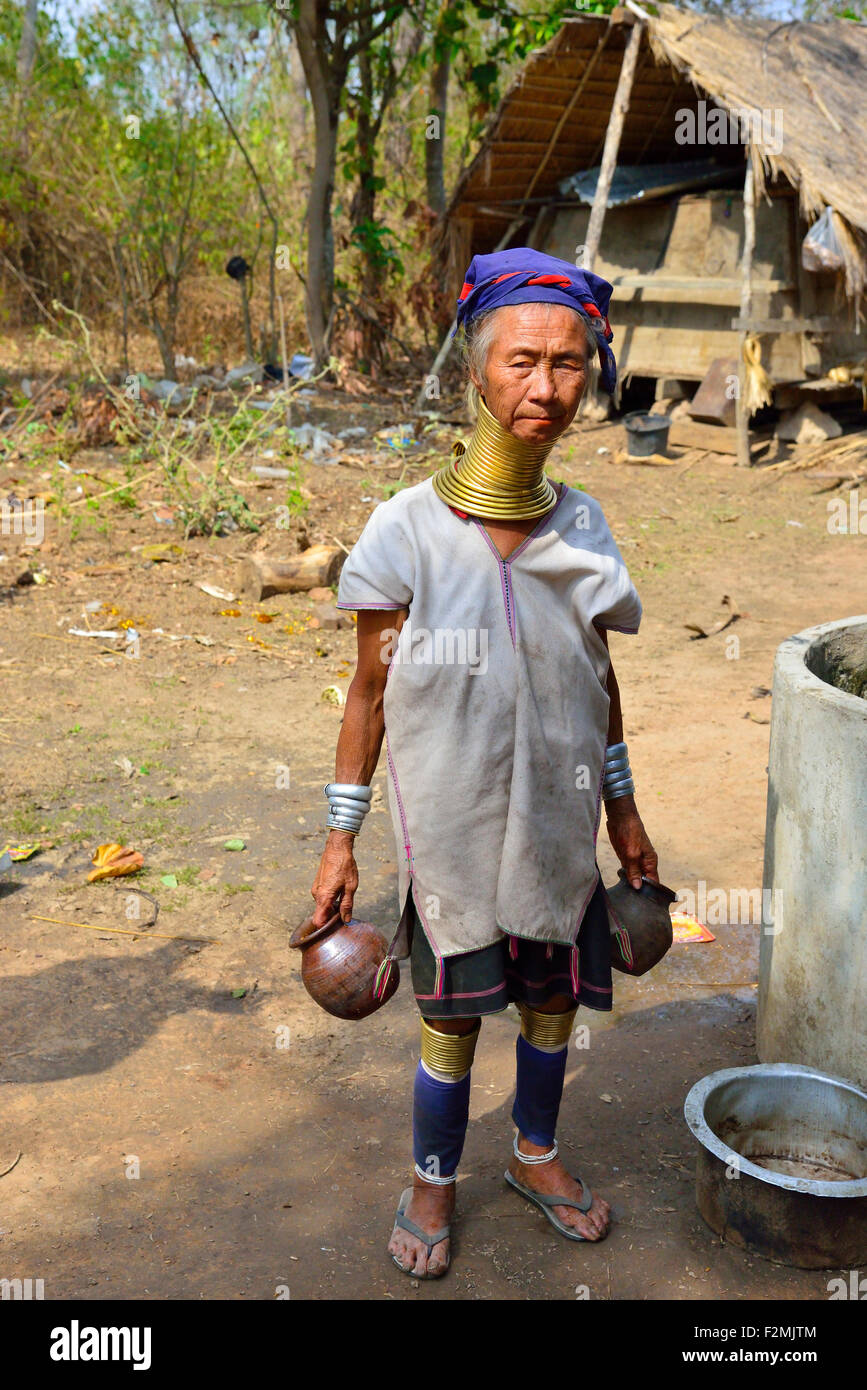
[581,17,643,413]
[736,155,755,468]
[239,273,254,362]
[277,292,291,416]
[113,236,130,377]
[583,19,644,275]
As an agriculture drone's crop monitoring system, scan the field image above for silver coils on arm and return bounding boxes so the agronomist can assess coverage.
[602,741,634,802]
[324,782,372,835]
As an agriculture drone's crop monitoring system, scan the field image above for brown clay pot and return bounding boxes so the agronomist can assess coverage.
[289,911,399,1020]
[605,870,678,977]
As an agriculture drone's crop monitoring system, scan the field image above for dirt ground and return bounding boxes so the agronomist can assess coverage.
[1,378,865,1301]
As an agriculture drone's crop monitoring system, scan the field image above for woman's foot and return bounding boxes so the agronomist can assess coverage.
[387,1174,455,1277]
[509,1135,610,1240]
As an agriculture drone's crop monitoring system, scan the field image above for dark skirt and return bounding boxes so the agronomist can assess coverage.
[410,873,614,1020]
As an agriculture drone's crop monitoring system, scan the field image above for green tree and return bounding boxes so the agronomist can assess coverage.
[268,0,420,370]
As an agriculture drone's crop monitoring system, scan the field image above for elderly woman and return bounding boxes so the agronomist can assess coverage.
[310,248,659,1279]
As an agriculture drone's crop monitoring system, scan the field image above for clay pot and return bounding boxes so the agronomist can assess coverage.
[289,911,399,1020]
[605,870,677,977]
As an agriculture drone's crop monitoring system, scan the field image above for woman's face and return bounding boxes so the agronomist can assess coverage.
[470,302,591,445]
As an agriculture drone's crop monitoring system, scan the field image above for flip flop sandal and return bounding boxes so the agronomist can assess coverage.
[391,1187,451,1279]
[504,1169,600,1243]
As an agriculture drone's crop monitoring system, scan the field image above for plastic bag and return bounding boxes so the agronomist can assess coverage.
[802,207,845,273]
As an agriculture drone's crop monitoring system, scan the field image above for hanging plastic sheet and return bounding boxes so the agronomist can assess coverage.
[557,158,734,207]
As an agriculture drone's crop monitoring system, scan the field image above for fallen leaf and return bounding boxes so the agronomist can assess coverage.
[224,838,246,852]
[87,843,144,882]
[161,873,178,888]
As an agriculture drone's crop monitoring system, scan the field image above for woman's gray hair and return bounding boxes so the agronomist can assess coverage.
[460,303,598,421]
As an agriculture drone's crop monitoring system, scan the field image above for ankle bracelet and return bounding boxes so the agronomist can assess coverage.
[513,1134,558,1164]
[414,1163,457,1186]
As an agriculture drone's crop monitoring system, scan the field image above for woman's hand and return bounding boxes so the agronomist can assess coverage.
[311,830,359,925]
[605,796,659,890]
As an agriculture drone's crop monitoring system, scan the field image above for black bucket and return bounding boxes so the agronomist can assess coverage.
[623,411,670,458]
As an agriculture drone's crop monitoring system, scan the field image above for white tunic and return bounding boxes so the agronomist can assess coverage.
[336,477,642,967]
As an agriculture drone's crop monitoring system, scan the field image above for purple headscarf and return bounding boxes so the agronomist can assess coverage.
[454,247,617,394]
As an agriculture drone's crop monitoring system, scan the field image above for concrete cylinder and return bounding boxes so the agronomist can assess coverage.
[758,616,867,1089]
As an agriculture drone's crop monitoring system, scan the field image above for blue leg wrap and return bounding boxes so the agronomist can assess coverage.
[511,1033,568,1147]
[412,1061,471,1181]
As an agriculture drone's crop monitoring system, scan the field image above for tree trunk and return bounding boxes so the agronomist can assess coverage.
[287,34,309,141]
[151,312,176,380]
[277,0,405,371]
[294,0,342,370]
[306,110,338,368]
[14,0,39,159]
[425,7,452,218]
[17,0,38,85]
[355,32,379,367]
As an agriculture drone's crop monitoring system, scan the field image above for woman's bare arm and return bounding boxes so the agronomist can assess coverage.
[595,624,659,888]
[310,607,408,925]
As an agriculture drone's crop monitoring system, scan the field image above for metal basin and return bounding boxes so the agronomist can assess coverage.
[623,410,670,457]
[684,1063,867,1268]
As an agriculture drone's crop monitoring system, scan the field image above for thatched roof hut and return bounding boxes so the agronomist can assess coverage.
[439,4,867,399]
